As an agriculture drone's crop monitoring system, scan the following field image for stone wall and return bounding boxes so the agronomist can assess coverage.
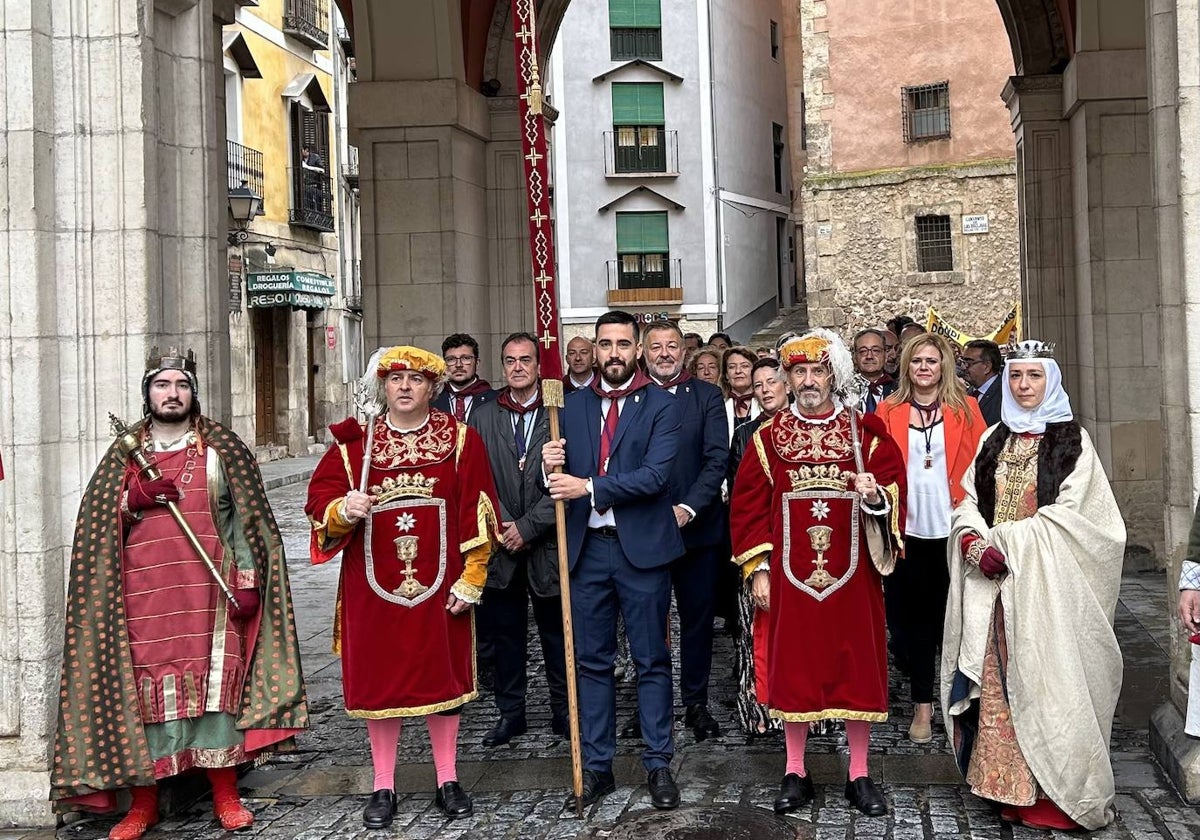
[802,162,1020,336]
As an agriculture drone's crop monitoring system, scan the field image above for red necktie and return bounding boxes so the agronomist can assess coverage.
[453,395,466,421]
[598,398,620,476]
[734,393,753,416]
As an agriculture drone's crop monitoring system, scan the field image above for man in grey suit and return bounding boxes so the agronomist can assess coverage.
[960,339,1003,426]
[469,332,567,746]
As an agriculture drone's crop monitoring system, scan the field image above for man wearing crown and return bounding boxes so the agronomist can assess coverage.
[942,340,1126,830]
[729,328,906,818]
[51,347,309,840]
[305,346,501,829]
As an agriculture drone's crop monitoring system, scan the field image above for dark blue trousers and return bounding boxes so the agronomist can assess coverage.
[671,544,718,707]
[571,530,674,773]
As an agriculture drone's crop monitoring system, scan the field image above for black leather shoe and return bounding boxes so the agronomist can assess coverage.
[774,773,815,814]
[845,776,887,817]
[435,781,473,819]
[647,767,680,810]
[684,704,721,741]
[550,713,568,737]
[618,710,641,739]
[482,715,527,747]
[362,789,396,829]
[564,769,616,810]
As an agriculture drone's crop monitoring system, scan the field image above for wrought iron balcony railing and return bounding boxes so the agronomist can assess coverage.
[289,165,335,232]
[603,128,679,177]
[283,0,330,50]
[226,140,264,215]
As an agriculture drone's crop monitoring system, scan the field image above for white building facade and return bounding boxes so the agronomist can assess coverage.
[549,0,794,341]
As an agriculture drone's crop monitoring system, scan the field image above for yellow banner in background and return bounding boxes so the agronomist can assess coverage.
[925,303,1021,347]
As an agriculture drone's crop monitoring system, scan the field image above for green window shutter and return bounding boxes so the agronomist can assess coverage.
[611,83,665,125]
[610,0,661,28]
[616,212,669,254]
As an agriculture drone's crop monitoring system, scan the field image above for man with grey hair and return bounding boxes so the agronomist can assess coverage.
[730,329,906,818]
[852,328,896,413]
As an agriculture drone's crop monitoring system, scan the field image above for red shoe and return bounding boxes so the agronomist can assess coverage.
[998,806,1020,823]
[214,796,254,831]
[108,786,159,840]
[1014,798,1080,830]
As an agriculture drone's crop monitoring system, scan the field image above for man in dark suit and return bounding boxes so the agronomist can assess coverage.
[961,339,1003,426]
[433,333,497,422]
[469,333,567,747]
[853,328,897,413]
[543,310,684,811]
[643,320,728,740]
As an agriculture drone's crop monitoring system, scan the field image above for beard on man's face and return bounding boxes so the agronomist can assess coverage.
[150,399,192,423]
[795,386,830,412]
[600,356,637,386]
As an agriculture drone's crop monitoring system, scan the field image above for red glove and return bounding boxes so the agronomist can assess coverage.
[979,546,1008,580]
[127,476,182,512]
[227,588,260,621]
[1189,632,1200,645]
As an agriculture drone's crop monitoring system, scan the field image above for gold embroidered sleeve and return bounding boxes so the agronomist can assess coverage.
[736,544,773,580]
[452,543,490,603]
[311,498,357,548]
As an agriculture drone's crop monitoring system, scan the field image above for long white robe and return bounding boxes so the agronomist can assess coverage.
[941,427,1126,830]
[1183,560,1200,736]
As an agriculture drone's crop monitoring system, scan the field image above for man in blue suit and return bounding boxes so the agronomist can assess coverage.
[643,320,729,740]
[543,311,684,811]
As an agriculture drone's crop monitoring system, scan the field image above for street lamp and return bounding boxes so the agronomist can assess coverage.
[227,181,263,245]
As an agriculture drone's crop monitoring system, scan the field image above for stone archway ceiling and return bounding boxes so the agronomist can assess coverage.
[995,0,1074,75]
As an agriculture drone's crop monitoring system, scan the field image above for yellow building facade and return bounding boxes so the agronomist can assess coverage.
[222,0,361,457]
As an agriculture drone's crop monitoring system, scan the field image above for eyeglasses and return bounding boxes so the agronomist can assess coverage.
[444,355,476,366]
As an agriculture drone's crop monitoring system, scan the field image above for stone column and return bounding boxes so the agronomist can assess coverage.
[1002,74,1078,385]
[1060,49,1162,559]
[349,79,494,357]
[1148,0,1200,803]
[0,0,230,824]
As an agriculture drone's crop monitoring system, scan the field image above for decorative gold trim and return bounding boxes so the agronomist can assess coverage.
[786,464,856,492]
[868,436,880,459]
[770,708,888,723]
[337,441,355,486]
[454,423,469,469]
[459,492,500,554]
[752,428,774,486]
[883,481,904,554]
[370,472,439,504]
[965,536,986,567]
[346,689,479,719]
[734,542,773,568]
[451,579,484,604]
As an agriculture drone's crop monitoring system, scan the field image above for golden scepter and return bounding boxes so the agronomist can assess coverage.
[109,413,240,609]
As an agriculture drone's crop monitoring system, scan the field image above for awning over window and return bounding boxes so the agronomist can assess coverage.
[281,73,332,113]
[612,82,665,125]
[616,211,669,254]
[247,270,336,310]
[222,31,263,79]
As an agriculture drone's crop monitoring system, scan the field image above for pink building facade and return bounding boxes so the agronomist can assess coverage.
[798,0,1020,336]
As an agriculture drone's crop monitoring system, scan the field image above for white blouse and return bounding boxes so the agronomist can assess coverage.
[905,420,952,539]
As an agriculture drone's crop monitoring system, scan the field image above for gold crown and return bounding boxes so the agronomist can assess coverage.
[787,465,856,492]
[146,346,197,375]
[370,473,439,504]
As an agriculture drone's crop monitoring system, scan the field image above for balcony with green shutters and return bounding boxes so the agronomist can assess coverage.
[608,210,682,306]
[609,0,662,60]
[607,82,678,177]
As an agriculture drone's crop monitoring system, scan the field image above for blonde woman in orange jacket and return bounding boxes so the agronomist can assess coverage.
[875,333,986,745]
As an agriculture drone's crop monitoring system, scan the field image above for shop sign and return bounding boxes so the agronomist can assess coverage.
[246,270,336,310]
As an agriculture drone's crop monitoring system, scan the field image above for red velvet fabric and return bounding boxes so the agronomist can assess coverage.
[733,409,906,720]
[306,413,500,715]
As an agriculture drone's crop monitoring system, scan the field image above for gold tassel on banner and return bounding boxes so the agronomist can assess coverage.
[528,62,544,115]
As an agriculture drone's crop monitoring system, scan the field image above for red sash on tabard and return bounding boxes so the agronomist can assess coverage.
[122,446,246,723]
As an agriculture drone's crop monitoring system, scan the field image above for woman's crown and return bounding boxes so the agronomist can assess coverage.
[1005,340,1055,360]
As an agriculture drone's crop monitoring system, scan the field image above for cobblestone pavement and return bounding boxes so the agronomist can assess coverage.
[15,475,1200,840]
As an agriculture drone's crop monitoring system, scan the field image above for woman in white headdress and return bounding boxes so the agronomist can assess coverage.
[941,340,1126,831]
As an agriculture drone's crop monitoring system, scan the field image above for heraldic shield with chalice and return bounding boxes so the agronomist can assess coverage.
[363,475,448,609]
[780,466,861,602]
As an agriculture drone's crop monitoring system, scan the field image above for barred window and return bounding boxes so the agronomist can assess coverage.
[915,215,953,272]
[902,81,951,142]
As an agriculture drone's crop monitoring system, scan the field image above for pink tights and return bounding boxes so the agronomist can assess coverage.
[365,714,461,791]
[783,719,872,780]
